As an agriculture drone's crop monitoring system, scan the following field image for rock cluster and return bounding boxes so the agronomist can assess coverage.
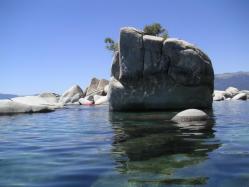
[79,78,109,105]
[0,78,110,115]
[109,27,214,111]
[0,93,62,115]
[213,86,249,101]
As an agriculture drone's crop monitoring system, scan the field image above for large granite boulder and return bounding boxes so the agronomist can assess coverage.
[85,78,109,96]
[97,79,109,91]
[12,95,63,109]
[86,78,100,96]
[0,100,54,115]
[59,85,84,104]
[109,27,214,111]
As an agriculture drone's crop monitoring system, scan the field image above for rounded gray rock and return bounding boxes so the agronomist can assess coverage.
[171,109,209,122]
[225,87,239,97]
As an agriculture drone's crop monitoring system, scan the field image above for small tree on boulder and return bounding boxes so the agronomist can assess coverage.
[105,23,169,54]
[143,23,169,39]
[104,37,119,54]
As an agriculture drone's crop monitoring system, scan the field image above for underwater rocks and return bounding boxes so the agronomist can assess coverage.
[171,109,209,123]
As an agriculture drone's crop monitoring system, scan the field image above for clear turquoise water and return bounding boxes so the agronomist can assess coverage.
[0,102,249,187]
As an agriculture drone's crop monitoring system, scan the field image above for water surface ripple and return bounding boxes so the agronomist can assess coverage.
[0,102,248,187]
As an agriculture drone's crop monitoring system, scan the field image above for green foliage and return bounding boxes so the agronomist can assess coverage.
[143,23,169,39]
[104,37,119,54]
[161,32,169,40]
[104,23,169,54]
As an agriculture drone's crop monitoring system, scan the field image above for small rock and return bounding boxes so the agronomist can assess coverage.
[240,90,249,99]
[213,91,225,101]
[232,93,247,100]
[171,109,209,122]
[225,87,239,97]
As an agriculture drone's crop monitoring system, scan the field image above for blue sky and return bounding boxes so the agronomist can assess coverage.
[0,0,249,95]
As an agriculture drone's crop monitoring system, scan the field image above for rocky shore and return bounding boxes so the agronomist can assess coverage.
[0,78,109,115]
[0,27,248,118]
[213,86,249,101]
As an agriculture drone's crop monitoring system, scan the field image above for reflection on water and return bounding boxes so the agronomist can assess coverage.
[1,103,249,187]
[93,111,220,186]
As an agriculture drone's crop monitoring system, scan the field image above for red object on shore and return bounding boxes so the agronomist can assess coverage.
[79,98,94,105]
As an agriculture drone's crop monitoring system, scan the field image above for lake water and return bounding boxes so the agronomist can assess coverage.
[0,102,249,187]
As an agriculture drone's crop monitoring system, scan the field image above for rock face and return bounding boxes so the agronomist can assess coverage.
[86,78,109,97]
[171,109,209,122]
[109,27,214,111]
[86,78,100,96]
[59,85,84,104]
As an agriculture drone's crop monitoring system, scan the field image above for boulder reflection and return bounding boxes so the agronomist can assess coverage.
[109,111,220,186]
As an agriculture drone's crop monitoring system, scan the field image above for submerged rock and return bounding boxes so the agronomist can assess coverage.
[171,109,209,122]
[109,27,214,111]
